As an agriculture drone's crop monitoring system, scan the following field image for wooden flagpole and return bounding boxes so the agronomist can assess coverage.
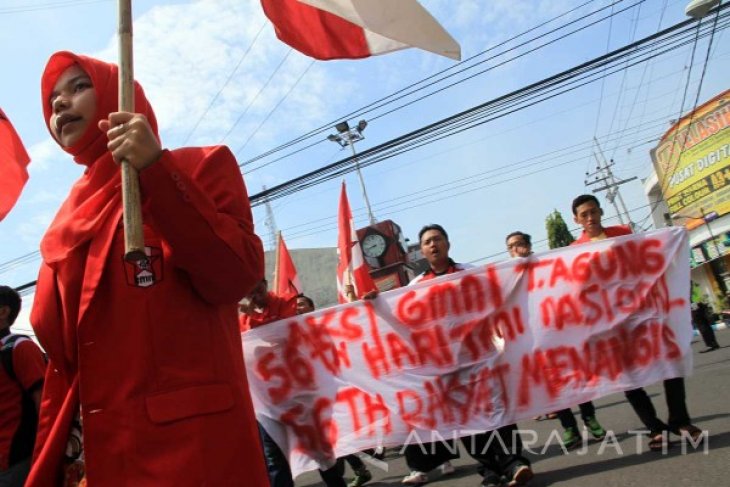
[119,0,145,262]
[344,268,357,303]
[273,232,282,295]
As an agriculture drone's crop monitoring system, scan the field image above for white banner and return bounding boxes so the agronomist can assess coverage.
[244,228,691,477]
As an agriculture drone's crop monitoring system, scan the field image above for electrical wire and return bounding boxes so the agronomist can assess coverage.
[181,20,269,146]
[645,4,724,226]
[279,120,671,242]
[238,0,638,169]
[0,0,109,14]
[234,60,315,157]
[218,49,294,145]
[247,9,729,207]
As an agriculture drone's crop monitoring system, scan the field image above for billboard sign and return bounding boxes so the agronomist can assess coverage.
[652,90,730,228]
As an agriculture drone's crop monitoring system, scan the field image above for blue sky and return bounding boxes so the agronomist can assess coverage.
[2,0,728,333]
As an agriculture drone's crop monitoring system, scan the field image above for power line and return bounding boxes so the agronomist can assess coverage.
[181,20,269,146]
[651,5,723,219]
[592,0,618,139]
[0,0,110,14]
[218,48,294,145]
[279,121,670,242]
[246,9,729,207]
[234,60,315,157]
[238,0,636,169]
[367,0,648,125]
[0,250,40,275]
[277,112,670,235]
[468,202,657,264]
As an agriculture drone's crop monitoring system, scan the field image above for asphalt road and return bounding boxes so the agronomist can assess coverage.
[297,330,730,487]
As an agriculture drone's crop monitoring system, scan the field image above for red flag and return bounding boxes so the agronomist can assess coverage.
[0,108,30,221]
[337,182,377,303]
[260,0,460,61]
[275,233,302,299]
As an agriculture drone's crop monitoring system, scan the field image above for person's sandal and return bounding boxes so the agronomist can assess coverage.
[648,431,670,451]
[676,424,704,442]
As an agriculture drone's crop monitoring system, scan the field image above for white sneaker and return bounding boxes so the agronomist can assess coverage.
[402,471,428,484]
[439,461,455,475]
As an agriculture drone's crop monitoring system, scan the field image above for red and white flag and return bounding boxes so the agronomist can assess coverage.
[0,108,30,221]
[274,233,302,299]
[260,0,461,61]
[337,182,377,303]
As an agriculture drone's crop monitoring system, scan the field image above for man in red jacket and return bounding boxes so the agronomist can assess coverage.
[571,194,703,451]
[28,52,267,486]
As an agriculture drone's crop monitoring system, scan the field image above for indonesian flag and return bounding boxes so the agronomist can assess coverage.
[260,0,461,61]
[337,181,377,303]
[0,108,30,221]
[274,233,302,299]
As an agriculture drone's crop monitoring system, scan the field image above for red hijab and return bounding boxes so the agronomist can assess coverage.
[39,51,158,264]
[33,52,159,374]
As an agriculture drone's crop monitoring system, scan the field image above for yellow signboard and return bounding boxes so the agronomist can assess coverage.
[651,90,730,224]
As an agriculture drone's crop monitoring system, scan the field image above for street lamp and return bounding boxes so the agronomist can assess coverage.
[328,120,377,225]
[685,0,720,19]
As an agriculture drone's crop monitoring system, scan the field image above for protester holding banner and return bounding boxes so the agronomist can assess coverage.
[507,230,608,448]
[239,280,300,487]
[505,231,534,259]
[27,51,267,486]
[571,194,703,451]
[295,294,374,487]
[239,279,298,332]
[401,224,533,486]
[506,232,561,422]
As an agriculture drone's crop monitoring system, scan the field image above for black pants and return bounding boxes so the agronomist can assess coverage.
[319,460,347,487]
[259,422,364,487]
[404,424,529,476]
[625,378,690,434]
[318,453,370,487]
[696,320,720,348]
[556,401,596,430]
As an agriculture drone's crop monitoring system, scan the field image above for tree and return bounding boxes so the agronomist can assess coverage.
[545,209,575,249]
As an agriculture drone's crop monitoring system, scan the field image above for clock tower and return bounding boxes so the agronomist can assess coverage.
[356,220,413,291]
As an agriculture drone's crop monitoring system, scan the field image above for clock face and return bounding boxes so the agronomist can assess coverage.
[362,233,387,258]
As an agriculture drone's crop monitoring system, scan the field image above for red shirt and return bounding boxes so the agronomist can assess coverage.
[0,337,46,470]
[409,260,474,285]
[239,292,298,332]
[571,224,632,245]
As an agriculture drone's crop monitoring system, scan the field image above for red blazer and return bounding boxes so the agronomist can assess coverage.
[28,147,268,486]
[572,224,632,245]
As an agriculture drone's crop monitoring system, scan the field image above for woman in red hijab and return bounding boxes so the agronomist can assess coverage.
[27,51,268,486]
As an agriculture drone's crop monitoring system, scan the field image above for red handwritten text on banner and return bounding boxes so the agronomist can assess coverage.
[244,228,691,477]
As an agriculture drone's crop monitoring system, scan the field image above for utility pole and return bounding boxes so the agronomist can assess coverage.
[585,137,637,228]
[262,185,278,251]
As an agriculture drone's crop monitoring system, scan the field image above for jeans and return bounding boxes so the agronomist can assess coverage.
[0,459,31,487]
[258,423,294,487]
